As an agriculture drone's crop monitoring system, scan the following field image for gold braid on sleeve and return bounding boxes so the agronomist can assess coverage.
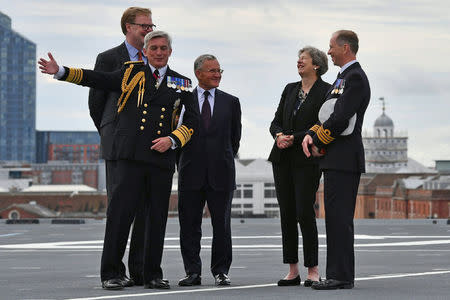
[116,64,146,113]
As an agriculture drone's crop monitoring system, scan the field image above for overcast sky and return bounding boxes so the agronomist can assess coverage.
[2,0,449,167]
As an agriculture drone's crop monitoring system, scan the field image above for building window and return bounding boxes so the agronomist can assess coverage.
[264,182,277,198]
[265,210,280,218]
[243,204,253,208]
[264,203,279,208]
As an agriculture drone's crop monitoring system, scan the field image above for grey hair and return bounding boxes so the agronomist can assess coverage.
[194,54,217,71]
[144,30,172,49]
[298,46,328,76]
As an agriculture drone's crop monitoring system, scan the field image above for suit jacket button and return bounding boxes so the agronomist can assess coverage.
[160,115,164,119]
[161,107,166,112]
[142,118,146,123]
[159,123,163,127]
[140,126,144,130]
[157,130,161,135]
[143,110,147,115]
[144,103,148,107]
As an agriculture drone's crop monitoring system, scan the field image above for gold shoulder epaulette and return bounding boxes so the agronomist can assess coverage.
[124,60,145,65]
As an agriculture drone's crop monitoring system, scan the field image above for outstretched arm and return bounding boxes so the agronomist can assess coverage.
[38,52,59,75]
[38,52,123,92]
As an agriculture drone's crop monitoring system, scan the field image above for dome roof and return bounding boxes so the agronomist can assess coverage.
[374,113,393,127]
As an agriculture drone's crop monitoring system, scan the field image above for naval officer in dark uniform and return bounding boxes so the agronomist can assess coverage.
[88,6,154,288]
[39,30,198,290]
[302,30,370,290]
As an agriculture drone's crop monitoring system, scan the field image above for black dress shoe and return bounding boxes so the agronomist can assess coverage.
[277,275,300,286]
[179,273,201,286]
[214,273,230,286]
[119,275,135,287]
[144,278,170,289]
[311,279,354,290]
[102,278,124,290]
[303,277,321,287]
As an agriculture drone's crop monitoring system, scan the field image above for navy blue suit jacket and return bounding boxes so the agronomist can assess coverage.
[88,42,130,160]
[178,88,242,191]
[309,62,371,173]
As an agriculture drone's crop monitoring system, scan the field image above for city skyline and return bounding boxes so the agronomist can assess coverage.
[1,1,449,166]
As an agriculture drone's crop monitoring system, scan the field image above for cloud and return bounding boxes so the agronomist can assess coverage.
[2,0,450,167]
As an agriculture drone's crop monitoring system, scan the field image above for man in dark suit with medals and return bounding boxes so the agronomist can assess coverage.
[177,54,242,287]
[88,6,154,289]
[302,30,370,290]
[39,31,198,290]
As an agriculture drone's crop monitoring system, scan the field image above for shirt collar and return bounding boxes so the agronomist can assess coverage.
[148,64,168,78]
[124,40,141,59]
[197,86,216,98]
[340,60,358,74]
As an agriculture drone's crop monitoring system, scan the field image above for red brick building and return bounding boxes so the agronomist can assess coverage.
[0,187,107,216]
[31,163,102,189]
[315,173,450,219]
[0,202,57,219]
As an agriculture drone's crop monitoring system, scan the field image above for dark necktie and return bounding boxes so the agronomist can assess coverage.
[201,90,211,129]
[138,50,143,61]
[153,69,160,81]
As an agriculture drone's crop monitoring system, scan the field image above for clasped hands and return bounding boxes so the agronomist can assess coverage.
[276,134,294,149]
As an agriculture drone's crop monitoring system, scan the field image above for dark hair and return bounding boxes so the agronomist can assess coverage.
[335,30,359,54]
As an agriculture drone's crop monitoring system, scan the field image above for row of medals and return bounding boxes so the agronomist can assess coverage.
[332,79,345,95]
[166,76,193,92]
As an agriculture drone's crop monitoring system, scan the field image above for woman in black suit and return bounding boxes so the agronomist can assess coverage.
[268,46,330,287]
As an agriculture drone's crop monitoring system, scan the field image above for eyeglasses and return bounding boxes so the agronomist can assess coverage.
[130,23,156,31]
[202,68,224,74]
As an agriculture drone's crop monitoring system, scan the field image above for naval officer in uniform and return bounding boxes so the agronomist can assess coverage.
[88,6,154,288]
[302,30,370,290]
[39,30,198,290]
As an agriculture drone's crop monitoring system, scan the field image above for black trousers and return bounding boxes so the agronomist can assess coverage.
[323,169,361,283]
[104,160,145,280]
[272,160,320,267]
[101,160,173,282]
[178,186,233,276]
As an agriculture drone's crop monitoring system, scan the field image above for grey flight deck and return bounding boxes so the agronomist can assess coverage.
[0,218,449,300]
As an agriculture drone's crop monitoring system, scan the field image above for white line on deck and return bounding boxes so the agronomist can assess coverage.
[64,270,450,300]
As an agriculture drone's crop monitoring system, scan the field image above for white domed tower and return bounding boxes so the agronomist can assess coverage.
[363,97,408,173]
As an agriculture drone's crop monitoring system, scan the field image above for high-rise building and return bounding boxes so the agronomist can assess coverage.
[0,11,36,162]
